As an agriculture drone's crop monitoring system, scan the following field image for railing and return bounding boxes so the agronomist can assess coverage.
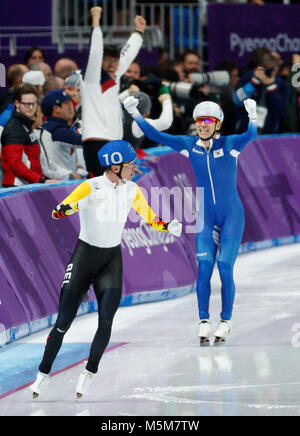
[52,0,206,60]
[0,1,206,66]
[0,1,293,63]
[0,25,161,56]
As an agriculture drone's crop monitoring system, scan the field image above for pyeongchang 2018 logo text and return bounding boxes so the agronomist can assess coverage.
[230,33,300,57]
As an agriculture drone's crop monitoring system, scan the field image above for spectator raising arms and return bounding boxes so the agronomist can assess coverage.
[78,7,146,177]
[233,49,289,134]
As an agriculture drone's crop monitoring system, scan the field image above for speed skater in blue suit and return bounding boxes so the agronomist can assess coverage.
[123,95,257,344]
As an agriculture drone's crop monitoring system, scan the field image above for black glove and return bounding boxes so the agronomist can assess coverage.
[52,203,78,219]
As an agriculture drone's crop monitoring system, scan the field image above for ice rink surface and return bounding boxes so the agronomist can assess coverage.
[1,243,300,417]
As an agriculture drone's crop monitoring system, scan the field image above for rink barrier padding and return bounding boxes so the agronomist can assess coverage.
[1,134,300,346]
[0,153,198,346]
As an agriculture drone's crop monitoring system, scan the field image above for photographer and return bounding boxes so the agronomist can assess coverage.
[215,60,240,135]
[123,59,142,81]
[233,49,289,134]
[159,67,232,136]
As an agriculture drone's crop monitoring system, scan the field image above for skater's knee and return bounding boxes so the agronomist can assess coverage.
[54,316,73,334]
[197,259,214,278]
[217,260,233,279]
[217,259,232,270]
[98,318,113,333]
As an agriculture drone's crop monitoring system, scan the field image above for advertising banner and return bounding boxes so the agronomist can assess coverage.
[207,4,300,69]
[1,135,300,343]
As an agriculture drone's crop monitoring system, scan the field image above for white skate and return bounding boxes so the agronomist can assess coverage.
[214,320,231,345]
[30,372,50,399]
[76,370,94,399]
[198,319,213,346]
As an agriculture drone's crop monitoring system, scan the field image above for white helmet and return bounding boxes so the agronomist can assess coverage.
[193,101,224,123]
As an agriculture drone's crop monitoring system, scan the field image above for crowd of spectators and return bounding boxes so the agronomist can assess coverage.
[0,24,300,187]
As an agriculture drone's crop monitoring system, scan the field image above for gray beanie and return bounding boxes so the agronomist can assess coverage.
[64,70,81,88]
[132,91,152,115]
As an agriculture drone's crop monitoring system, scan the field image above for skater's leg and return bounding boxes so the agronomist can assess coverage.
[196,236,218,320]
[38,287,86,374]
[39,240,93,374]
[217,238,241,321]
[216,205,244,321]
[85,247,123,374]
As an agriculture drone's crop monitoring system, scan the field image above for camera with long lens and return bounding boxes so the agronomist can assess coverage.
[120,75,143,93]
[121,71,230,101]
[120,74,163,98]
[163,71,230,100]
[140,74,163,98]
[264,67,274,78]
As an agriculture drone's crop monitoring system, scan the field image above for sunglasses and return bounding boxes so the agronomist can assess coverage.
[122,159,136,167]
[195,116,218,125]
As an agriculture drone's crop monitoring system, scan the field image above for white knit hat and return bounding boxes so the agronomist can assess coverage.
[22,70,45,86]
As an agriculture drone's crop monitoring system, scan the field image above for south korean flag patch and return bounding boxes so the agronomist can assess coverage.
[213,149,224,158]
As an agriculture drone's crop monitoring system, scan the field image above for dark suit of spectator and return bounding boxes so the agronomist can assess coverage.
[233,71,289,134]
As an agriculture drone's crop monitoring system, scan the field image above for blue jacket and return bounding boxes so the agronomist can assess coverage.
[0,104,15,127]
[40,116,83,173]
[42,116,83,146]
[233,72,289,134]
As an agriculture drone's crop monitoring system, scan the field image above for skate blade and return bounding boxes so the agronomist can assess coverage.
[214,337,226,346]
[32,392,39,400]
[76,392,83,400]
[200,337,210,346]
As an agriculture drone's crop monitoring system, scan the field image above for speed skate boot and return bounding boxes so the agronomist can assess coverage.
[30,372,51,399]
[214,320,231,345]
[198,319,213,346]
[76,369,94,399]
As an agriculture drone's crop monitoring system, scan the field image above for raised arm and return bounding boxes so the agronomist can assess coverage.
[123,96,190,152]
[132,94,174,138]
[226,99,257,153]
[117,16,146,78]
[83,7,103,86]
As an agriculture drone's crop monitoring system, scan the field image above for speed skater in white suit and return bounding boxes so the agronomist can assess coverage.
[29,140,182,400]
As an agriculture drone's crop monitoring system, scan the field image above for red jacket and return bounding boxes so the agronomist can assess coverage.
[1,112,44,186]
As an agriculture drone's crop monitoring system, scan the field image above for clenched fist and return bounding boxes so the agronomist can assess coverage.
[123,96,139,116]
[243,98,257,120]
[134,15,147,34]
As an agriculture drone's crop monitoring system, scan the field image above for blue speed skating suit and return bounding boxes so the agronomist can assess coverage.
[130,112,257,320]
